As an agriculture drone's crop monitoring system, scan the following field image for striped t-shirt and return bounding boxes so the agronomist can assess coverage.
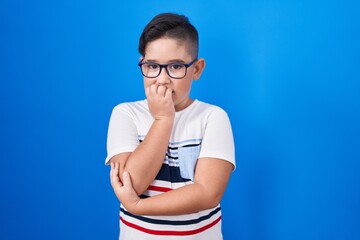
[105,99,235,240]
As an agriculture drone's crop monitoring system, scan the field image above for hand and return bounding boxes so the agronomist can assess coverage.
[146,84,175,120]
[110,162,141,214]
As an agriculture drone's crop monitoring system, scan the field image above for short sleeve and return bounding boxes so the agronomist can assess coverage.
[104,104,139,165]
[198,108,236,168]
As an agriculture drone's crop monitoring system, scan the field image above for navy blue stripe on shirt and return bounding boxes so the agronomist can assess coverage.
[168,142,201,150]
[139,137,201,149]
[168,146,178,150]
[120,207,221,226]
[166,154,178,160]
[180,143,201,148]
[155,163,190,183]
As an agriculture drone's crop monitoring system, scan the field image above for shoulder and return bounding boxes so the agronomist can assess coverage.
[112,99,148,114]
[193,100,230,119]
[109,100,151,121]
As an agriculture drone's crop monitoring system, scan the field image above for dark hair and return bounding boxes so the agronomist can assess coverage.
[138,13,199,58]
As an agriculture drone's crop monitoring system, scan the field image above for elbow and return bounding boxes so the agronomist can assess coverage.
[132,184,147,197]
[122,167,148,196]
[197,184,224,210]
[109,153,149,196]
[203,190,223,210]
[208,194,222,209]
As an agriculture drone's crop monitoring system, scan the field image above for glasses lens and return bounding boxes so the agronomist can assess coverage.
[141,63,160,78]
[167,64,186,78]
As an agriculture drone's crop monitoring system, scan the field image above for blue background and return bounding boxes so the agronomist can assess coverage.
[1,0,359,239]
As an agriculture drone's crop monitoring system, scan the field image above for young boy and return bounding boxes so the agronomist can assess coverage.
[106,13,235,240]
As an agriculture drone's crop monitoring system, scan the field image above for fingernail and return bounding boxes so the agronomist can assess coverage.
[123,171,129,177]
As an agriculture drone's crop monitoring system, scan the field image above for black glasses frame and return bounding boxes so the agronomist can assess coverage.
[138,58,198,79]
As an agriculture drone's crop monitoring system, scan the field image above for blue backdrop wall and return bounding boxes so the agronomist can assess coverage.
[1,0,359,239]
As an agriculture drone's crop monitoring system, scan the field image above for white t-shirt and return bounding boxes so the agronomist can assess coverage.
[105,99,235,240]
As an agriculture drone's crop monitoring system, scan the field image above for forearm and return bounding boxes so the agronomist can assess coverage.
[111,158,233,216]
[134,183,220,216]
[124,117,173,195]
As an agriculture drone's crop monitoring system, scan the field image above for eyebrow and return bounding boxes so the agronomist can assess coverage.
[144,59,186,64]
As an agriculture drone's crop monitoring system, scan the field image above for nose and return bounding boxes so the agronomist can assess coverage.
[156,67,171,85]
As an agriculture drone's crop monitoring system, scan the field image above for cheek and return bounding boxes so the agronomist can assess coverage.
[174,79,192,92]
[144,78,155,88]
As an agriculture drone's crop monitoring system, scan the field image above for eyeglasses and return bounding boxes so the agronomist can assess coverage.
[138,58,198,79]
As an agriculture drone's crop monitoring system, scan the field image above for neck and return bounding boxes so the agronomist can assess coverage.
[175,98,194,112]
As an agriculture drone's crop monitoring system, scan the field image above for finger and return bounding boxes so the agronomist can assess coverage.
[145,86,151,99]
[164,87,174,100]
[149,84,157,97]
[114,162,123,187]
[122,171,133,190]
[110,162,116,183]
[157,85,166,96]
[110,162,116,188]
[111,162,123,188]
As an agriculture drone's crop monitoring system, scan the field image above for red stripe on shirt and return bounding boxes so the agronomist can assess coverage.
[120,216,221,236]
[147,185,172,192]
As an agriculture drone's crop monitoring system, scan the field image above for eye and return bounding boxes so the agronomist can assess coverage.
[143,63,160,71]
[169,64,185,70]
[147,64,159,70]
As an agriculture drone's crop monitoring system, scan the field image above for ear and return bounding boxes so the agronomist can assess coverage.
[193,58,206,81]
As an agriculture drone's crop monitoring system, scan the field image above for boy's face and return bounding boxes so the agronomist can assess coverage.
[142,37,205,112]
